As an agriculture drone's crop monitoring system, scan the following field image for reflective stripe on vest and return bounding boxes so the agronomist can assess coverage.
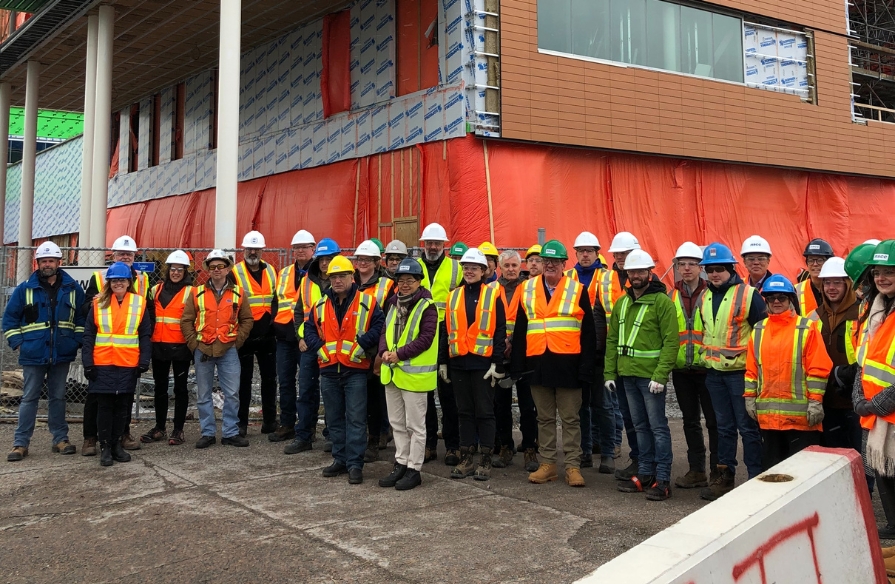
[446,284,498,357]
[670,289,704,368]
[313,292,374,369]
[93,292,146,367]
[150,283,192,344]
[195,285,242,345]
[566,268,601,307]
[419,257,462,321]
[381,298,438,391]
[600,269,622,319]
[6,287,81,339]
[700,283,753,370]
[860,314,895,430]
[521,275,584,356]
[232,261,276,319]
[796,279,819,317]
[274,264,299,325]
[615,295,661,359]
[364,277,394,307]
[298,275,322,337]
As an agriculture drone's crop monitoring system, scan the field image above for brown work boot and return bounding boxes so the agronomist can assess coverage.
[529,463,558,484]
[424,447,438,463]
[523,448,540,472]
[267,426,295,443]
[474,447,493,481]
[699,465,735,501]
[450,447,476,479]
[7,446,28,462]
[81,437,97,457]
[52,440,76,455]
[675,469,708,489]
[121,434,141,451]
[565,467,585,487]
[496,445,514,467]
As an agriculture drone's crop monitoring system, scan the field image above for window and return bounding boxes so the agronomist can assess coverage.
[128,103,139,172]
[172,82,185,161]
[396,0,440,96]
[539,0,744,84]
[151,93,161,167]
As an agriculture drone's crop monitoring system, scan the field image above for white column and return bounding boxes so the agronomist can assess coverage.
[89,5,113,249]
[214,0,240,250]
[78,14,97,246]
[0,83,10,248]
[17,61,38,281]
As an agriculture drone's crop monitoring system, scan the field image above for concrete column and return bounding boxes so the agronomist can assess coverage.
[0,83,10,248]
[214,0,240,250]
[89,5,113,249]
[78,14,97,247]
[17,61,39,281]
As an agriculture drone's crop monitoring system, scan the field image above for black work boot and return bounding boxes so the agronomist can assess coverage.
[474,447,493,481]
[100,442,113,467]
[111,440,132,463]
[379,463,408,488]
[615,457,638,481]
[580,452,593,468]
[395,468,422,490]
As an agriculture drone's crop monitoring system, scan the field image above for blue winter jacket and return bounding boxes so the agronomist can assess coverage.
[2,270,86,365]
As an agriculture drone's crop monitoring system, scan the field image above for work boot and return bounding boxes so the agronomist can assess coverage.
[100,443,113,467]
[565,467,585,487]
[450,447,476,479]
[709,465,721,484]
[364,436,380,463]
[598,455,614,474]
[322,462,348,477]
[140,427,166,443]
[395,468,422,491]
[474,447,493,481]
[444,449,461,467]
[529,463,558,484]
[492,445,513,468]
[379,463,408,488]
[52,440,76,455]
[618,474,655,493]
[615,458,638,481]
[613,445,621,459]
[284,439,312,455]
[424,447,438,463]
[580,452,593,468]
[267,426,295,443]
[646,480,672,501]
[378,429,393,450]
[121,433,141,451]
[348,468,363,485]
[81,437,97,457]
[111,441,132,463]
[699,465,735,501]
[323,439,333,453]
[260,421,277,434]
[222,435,250,447]
[675,469,708,489]
[523,448,540,472]
[238,424,248,438]
[7,446,27,462]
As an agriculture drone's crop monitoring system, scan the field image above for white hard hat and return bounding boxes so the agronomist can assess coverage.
[459,248,488,267]
[608,232,641,253]
[165,250,191,266]
[241,230,266,248]
[420,222,448,242]
[674,242,703,260]
[819,257,849,279]
[355,239,381,258]
[573,231,601,249]
[204,249,233,269]
[111,235,138,252]
[741,235,772,256]
[35,242,62,259]
[623,249,655,270]
[864,239,882,246]
[384,240,408,256]
[291,230,316,246]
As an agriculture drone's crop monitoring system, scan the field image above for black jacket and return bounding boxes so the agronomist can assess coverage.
[82,296,152,394]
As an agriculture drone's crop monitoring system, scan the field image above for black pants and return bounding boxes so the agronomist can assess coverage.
[427,375,459,450]
[238,335,278,427]
[877,473,895,527]
[426,391,438,449]
[516,378,539,451]
[366,376,386,440]
[95,393,132,444]
[151,358,190,431]
[452,368,496,450]
[760,429,821,471]
[84,392,134,439]
[821,407,863,452]
[673,370,719,472]
[494,382,514,451]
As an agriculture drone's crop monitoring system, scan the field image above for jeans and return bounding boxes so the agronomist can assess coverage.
[385,383,428,470]
[621,376,673,481]
[14,363,71,447]
[452,368,496,450]
[579,382,593,454]
[672,370,718,472]
[609,390,624,447]
[238,335,278,427]
[276,340,299,428]
[96,393,131,444]
[516,378,539,451]
[592,386,617,457]
[705,370,762,479]
[760,429,820,471]
[320,372,368,470]
[296,350,321,442]
[194,347,241,438]
[613,381,639,460]
[151,358,190,432]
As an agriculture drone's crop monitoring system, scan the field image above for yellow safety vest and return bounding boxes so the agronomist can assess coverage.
[381,298,438,391]
[670,289,705,369]
[418,256,462,321]
[699,284,756,371]
[231,261,277,319]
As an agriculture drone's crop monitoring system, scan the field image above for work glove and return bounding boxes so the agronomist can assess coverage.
[604,379,616,392]
[498,376,516,389]
[833,363,858,393]
[854,398,873,417]
[84,366,98,381]
[439,365,450,384]
[807,400,825,427]
[648,381,666,394]
[745,396,757,421]
[483,363,505,387]
[23,303,39,324]
[138,364,150,374]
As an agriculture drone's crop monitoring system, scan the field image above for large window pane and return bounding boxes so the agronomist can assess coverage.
[680,6,714,77]
[571,0,611,60]
[712,13,744,82]
[539,0,571,54]
[645,0,680,72]
[610,0,647,66]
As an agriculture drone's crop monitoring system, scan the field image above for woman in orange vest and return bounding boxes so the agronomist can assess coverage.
[744,275,832,471]
[141,251,193,446]
[81,262,151,467]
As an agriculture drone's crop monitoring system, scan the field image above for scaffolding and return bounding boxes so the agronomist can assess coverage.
[849,0,895,122]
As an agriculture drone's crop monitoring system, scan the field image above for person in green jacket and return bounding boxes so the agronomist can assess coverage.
[604,250,679,501]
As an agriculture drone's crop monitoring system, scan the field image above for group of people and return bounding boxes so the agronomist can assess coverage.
[4,226,895,525]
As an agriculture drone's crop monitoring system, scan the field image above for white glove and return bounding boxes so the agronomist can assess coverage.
[439,365,450,383]
[649,381,666,394]
[604,380,616,392]
[483,363,505,387]
[807,400,825,427]
[745,397,757,421]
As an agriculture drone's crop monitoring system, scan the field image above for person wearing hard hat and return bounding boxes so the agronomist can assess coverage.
[448,242,468,261]
[443,248,507,481]
[418,222,463,466]
[697,243,767,501]
[378,258,439,491]
[668,242,719,491]
[740,235,774,290]
[82,234,151,455]
[269,230,317,444]
[81,262,152,466]
[383,239,409,278]
[370,238,385,263]
[141,250,194,447]
[509,240,597,488]
[4,243,86,462]
[287,238,340,454]
[479,241,500,284]
[303,256,385,485]
[848,240,883,304]
[232,230,279,437]
[796,239,834,317]
[181,250,254,449]
[745,275,832,470]
[605,250,679,501]
[525,245,543,278]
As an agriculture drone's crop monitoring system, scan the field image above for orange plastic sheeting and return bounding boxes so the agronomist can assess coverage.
[321,10,351,118]
[139,191,200,248]
[395,0,421,97]
[105,203,146,247]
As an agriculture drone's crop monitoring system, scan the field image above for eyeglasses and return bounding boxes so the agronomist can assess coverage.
[294,244,314,250]
[543,259,564,266]
[208,264,228,272]
[108,278,129,284]
[805,258,827,266]
[873,268,895,279]
[576,248,597,254]
[743,255,769,264]
[355,257,376,265]
[677,261,700,269]
[765,294,790,303]
[168,267,186,273]
[397,278,417,285]
[527,257,544,264]
[704,266,727,274]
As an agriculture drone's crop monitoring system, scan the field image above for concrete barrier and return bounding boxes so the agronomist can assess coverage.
[576,447,887,584]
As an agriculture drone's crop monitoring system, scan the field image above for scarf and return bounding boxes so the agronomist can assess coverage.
[865,293,895,477]
[394,292,415,341]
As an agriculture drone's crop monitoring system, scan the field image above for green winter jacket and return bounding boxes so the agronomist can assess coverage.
[605,279,680,384]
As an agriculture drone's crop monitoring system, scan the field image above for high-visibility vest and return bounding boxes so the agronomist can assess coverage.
[699,283,756,371]
[312,292,375,369]
[150,283,192,344]
[860,313,895,430]
[744,315,831,431]
[418,256,462,321]
[297,274,323,337]
[194,284,243,345]
[796,279,819,317]
[670,288,705,369]
[613,294,661,360]
[92,292,147,367]
[500,281,522,337]
[446,284,499,357]
[520,275,585,356]
[363,277,394,307]
[846,301,871,366]
[599,269,624,320]
[231,261,276,320]
[381,298,438,391]
[273,264,300,325]
[566,268,601,307]
[93,269,150,298]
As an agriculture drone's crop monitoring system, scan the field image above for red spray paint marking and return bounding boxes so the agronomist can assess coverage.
[731,513,822,584]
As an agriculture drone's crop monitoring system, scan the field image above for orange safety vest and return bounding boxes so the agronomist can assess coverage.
[860,313,895,430]
[194,285,243,345]
[313,292,375,369]
[520,275,585,356]
[232,261,276,320]
[566,267,601,308]
[274,264,300,325]
[796,279,820,317]
[150,283,192,344]
[599,269,623,319]
[363,277,394,307]
[446,284,499,357]
[93,292,147,367]
[94,269,150,298]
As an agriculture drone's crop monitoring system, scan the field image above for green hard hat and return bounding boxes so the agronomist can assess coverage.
[371,238,385,254]
[845,242,878,283]
[540,239,568,260]
[450,242,468,256]
[868,239,895,268]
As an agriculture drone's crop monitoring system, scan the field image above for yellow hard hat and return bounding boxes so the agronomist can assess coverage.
[479,241,499,257]
[326,255,355,276]
[526,244,542,259]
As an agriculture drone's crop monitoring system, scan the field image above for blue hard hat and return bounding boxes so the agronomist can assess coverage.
[315,238,340,257]
[106,261,132,280]
[761,274,796,296]
[700,243,738,266]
